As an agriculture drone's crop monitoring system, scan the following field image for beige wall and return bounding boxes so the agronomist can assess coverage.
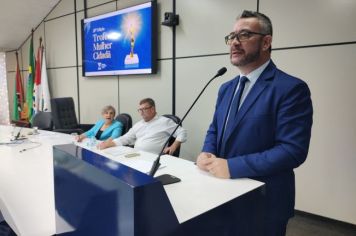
[5,0,356,225]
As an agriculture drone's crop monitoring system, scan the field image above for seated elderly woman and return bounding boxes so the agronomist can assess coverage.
[76,105,123,142]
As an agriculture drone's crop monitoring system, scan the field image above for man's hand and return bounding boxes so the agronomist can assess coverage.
[97,139,115,150]
[196,152,215,171]
[196,152,230,179]
[163,140,181,155]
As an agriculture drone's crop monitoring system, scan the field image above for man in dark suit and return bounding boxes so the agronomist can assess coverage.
[196,10,313,236]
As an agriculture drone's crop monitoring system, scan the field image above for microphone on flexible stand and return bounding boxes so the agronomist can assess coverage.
[149,67,227,185]
[11,126,25,141]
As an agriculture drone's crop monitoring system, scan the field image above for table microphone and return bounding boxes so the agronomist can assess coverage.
[11,126,25,141]
[149,67,227,185]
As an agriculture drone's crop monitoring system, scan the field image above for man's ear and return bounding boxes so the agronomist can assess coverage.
[262,35,272,51]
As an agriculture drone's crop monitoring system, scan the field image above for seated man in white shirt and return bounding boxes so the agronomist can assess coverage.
[98,98,187,155]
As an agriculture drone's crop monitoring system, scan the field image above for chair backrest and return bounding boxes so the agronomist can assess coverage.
[50,97,79,129]
[162,114,182,157]
[115,113,132,135]
[32,112,53,130]
[163,114,181,125]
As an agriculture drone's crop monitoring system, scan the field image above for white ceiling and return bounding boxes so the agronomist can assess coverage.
[0,0,60,51]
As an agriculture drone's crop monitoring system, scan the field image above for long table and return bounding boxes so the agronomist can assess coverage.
[0,125,73,235]
[0,125,265,235]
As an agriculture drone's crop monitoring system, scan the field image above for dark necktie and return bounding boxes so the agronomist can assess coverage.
[224,76,248,137]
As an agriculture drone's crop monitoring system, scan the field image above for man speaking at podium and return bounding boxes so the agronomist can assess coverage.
[196,10,313,236]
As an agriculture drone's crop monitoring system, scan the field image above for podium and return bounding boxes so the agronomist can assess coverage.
[53,144,265,236]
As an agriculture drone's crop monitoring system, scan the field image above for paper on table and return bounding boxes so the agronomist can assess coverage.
[102,146,166,174]
[120,159,165,174]
[102,146,134,156]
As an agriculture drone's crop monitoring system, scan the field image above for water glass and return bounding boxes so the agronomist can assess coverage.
[87,136,96,148]
[70,133,78,143]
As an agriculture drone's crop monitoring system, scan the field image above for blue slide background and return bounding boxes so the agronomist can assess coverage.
[83,7,152,74]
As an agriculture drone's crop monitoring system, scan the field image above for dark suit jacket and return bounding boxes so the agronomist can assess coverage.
[202,61,313,221]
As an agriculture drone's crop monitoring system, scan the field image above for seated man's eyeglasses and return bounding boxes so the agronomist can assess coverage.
[137,106,152,112]
[225,31,268,45]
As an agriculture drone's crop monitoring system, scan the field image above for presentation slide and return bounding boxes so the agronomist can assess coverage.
[83,2,154,76]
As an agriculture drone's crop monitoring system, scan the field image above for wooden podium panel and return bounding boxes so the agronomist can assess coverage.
[53,144,265,236]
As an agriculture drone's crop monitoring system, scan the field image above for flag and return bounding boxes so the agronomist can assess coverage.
[24,32,35,120]
[39,47,51,112]
[32,38,43,117]
[12,52,24,121]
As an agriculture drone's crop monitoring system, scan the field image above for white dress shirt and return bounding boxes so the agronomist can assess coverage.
[113,115,187,154]
[239,59,271,106]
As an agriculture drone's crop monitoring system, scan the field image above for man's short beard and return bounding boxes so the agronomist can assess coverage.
[231,40,262,67]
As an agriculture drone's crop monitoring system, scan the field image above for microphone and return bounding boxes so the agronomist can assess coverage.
[149,67,227,185]
[10,122,30,141]
[11,126,24,141]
